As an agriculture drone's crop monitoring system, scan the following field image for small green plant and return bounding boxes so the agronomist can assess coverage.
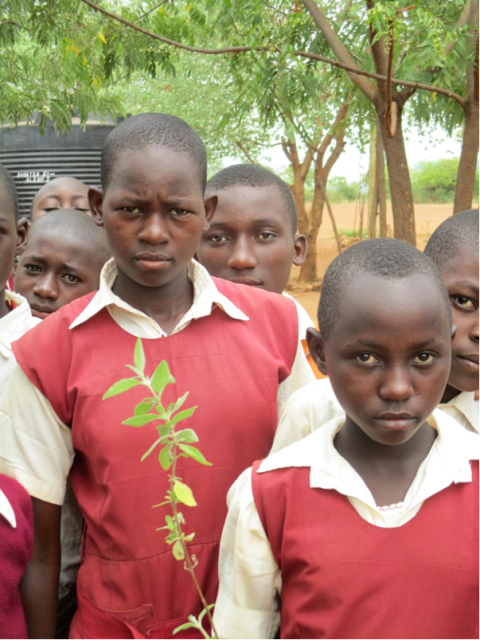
[338,228,368,238]
[102,338,217,639]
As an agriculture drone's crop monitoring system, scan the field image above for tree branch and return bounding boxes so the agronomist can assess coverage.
[235,141,260,165]
[134,1,170,23]
[78,0,466,107]
[302,0,376,102]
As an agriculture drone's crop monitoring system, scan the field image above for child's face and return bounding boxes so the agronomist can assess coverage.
[90,146,215,291]
[31,178,90,221]
[441,250,479,393]
[196,185,306,294]
[0,202,27,296]
[14,227,101,319]
[308,274,451,446]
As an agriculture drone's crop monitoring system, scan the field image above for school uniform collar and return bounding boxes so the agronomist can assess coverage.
[440,391,479,433]
[0,488,16,528]
[0,291,40,360]
[70,258,249,332]
[259,409,479,512]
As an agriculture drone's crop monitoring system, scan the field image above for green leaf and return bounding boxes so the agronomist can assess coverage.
[140,437,162,462]
[172,540,184,560]
[178,444,212,466]
[151,360,175,395]
[134,338,146,373]
[159,445,173,471]
[122,414,160,427]
[184,532,195,542]
[170,406,197,427]
[198,604,215,624]
[134,401,154,416]
[173,621,195,635]
[176,429,199,444]
[172,392,189,413]
[173,480,197,507]
[102,378,140,400]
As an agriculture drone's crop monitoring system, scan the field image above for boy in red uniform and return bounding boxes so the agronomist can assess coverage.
[196,164,312,336]
[214,239,479,639]
[15,209,110,320]
[0,164,35,639]
[0,113,313,638]
[30,177,90,221]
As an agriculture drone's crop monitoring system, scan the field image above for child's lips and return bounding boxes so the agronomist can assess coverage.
[457,354,479,372]
[231,277,264,287]
[30,304,55,319]
[373,413,416,430]
[134,253,171,270]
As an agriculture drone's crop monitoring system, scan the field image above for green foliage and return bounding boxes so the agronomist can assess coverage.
[103,338,216,639]
[411,158,479,203]
[327,177,361,203]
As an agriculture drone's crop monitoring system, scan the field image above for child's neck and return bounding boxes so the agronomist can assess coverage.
[0,288,9,319]
[112,269,194,336]
[441,384,461,404]
[334,418,437,507]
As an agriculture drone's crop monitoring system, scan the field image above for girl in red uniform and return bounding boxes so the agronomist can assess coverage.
[0,113,312,638]
[214,239,479,640]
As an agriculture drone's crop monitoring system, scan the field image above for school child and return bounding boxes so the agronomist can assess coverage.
[15,209,111,320]
[0,164,37,397]
[272,211,480,452]
[0,164,36,637]
[0,113,314,638]
[213,238,479,640]
[30,176,90,221]
[196,164,314,338]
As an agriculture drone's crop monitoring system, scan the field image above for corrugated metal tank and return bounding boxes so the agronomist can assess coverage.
[0,114,121,217]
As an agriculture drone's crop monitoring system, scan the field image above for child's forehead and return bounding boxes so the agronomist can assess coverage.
[25,226,98,267]
[215,184,291,225]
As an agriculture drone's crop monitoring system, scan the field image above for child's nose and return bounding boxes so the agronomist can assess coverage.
[378,366,415,402]
[227,239,257,270]
[33,273,59,300]
[470,321,479,343]
[138,214,169,245]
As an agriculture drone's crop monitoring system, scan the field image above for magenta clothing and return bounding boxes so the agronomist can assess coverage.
[252,460,479,639]
[0,474,33,639]
[13,279,298,638]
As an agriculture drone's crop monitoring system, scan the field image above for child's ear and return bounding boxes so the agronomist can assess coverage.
[15,217,29,256]
[203,194,217,228]
[292,234,307,266]
[306,327,328,375]
[89,187,104,227]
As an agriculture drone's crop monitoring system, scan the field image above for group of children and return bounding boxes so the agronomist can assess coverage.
[0,112,477,640]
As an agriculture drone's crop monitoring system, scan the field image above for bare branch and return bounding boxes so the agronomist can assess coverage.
[134,1,169,23]
[78,0,466,107]
[235,141,260,165]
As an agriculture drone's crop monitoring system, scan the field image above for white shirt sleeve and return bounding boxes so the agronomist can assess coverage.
[0,366,74,505]
[214,468,281,639]
[272,378,344,454]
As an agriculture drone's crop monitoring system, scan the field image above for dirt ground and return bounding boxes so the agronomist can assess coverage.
[287,203,455,321]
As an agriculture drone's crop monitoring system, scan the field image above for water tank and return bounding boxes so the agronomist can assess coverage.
[0,114,121,217]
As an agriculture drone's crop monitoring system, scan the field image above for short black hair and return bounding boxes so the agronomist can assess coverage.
[30,209,111,269]
[424,209,479,271]
[319,238,451,339]
[0,163,19,220]
[206,164,298,234]
[101,113,207,192]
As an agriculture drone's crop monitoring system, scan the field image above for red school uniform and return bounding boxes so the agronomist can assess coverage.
[252,460,479,640]
[12,278,298,639]
[0,474,34,639]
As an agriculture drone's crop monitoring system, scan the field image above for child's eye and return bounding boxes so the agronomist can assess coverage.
[412,353,435,365]
[120,207,141,214]
[451,295,477,310]
[62,274,81,284]
[25,264,42,273]
[355,353,379,365]
[208,235,229,244]
[256,232,276,240]
[170,209,190,217]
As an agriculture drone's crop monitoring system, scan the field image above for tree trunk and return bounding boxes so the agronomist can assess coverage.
[455,101,479,213]
[367,124,378,239]
[290,164,309,234]
[376,95,416,246]
[298,171,325,283]
[377,129,388,237]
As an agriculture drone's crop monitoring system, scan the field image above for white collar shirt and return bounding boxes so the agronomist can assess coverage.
[439,391,478,433]
[213,410,479,639]
[0,291,40,400]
